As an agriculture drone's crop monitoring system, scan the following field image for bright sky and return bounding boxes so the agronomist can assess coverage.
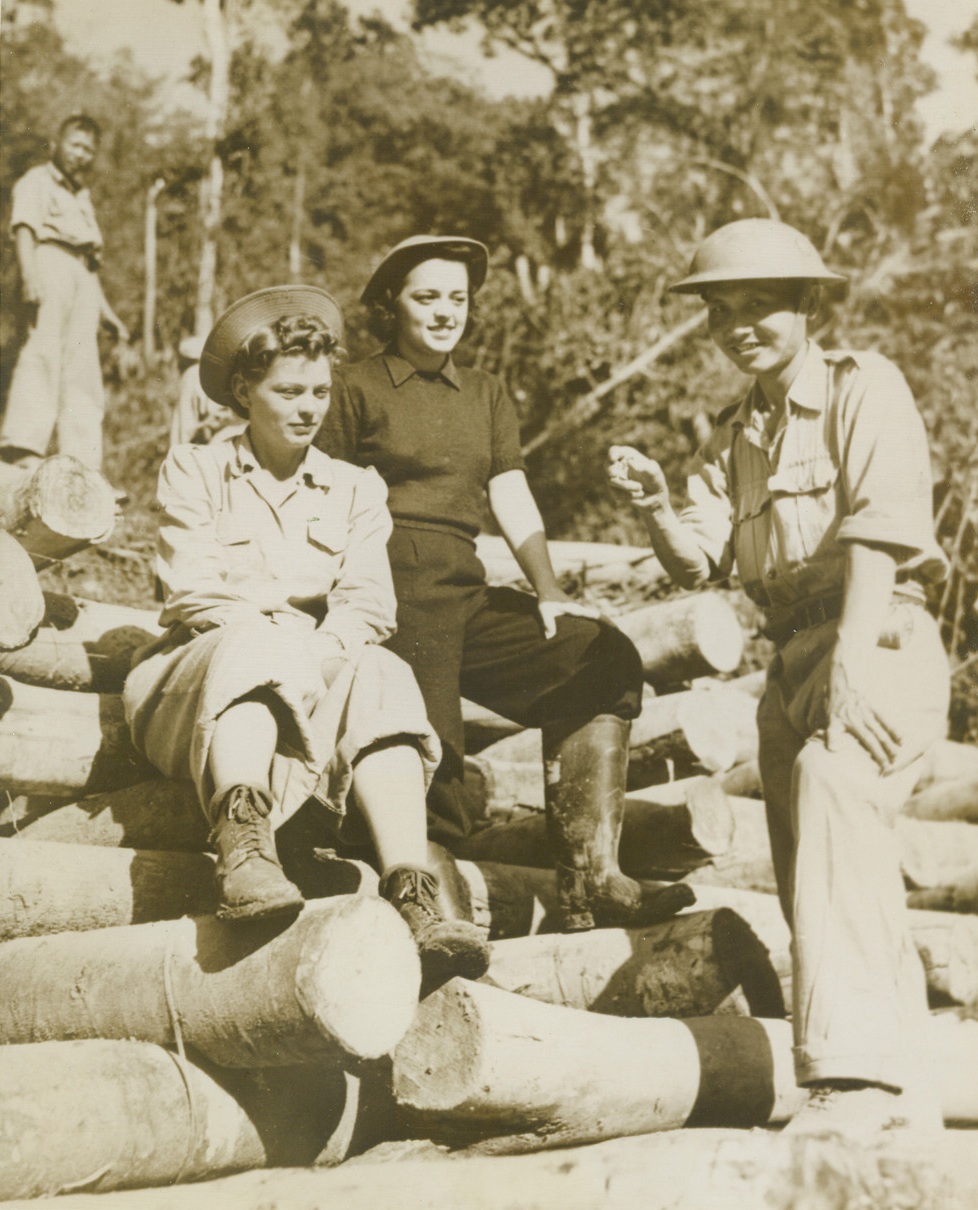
[46,0,978,144]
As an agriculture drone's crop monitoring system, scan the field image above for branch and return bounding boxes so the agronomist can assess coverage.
[688,158,780,220]
[521,310,707,457]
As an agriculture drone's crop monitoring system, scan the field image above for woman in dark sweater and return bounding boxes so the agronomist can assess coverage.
[317,235,692,932]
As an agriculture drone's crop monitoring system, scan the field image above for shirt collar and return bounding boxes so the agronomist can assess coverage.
[46,160,84,195]
[381,349,462,391]
[731,341,827,430]
[230,430,335,488]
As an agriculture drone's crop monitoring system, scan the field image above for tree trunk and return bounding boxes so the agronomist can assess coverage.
[0,1041,362,1199]
[0,677,154,796]
[0,896,420,1066]
[0,456,115,560]
[142,178,165,365]
[0,837,218,938]
[0,530,44,650]
[485,908,785,1019]
[0,779,206,848]
[615,595,744,685]
[684,882,978,1008]
[194,0,232,335]
[27,1128,978,1210]
[450,780,734,877]
[0,594,160,691]
[392,979,806,1150]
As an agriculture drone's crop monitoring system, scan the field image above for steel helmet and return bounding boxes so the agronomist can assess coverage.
[669,219,847,294]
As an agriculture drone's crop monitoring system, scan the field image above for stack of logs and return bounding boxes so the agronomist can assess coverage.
[1,468,977,1204]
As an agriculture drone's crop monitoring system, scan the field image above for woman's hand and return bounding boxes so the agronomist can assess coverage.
[824,646,903,772]
[537,589,602,640]
[608,445,671,510]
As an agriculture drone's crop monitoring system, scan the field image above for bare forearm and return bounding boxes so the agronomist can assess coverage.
[835,543,897,679]
[489,470,562,598]
[635,500,711,589]
[14,227,38,295]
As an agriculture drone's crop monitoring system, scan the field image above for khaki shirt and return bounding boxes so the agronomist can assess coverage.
[681,343,946,623]
[10,162,103,253]
[157,433,396,657]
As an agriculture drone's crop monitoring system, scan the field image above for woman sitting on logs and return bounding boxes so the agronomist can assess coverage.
[123,285,489,983]
[317,234,692,934]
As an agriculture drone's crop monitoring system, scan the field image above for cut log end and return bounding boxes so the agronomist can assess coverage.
[392,979,482,1111]
[692,595,746,676]
[28,455,116,543]
[296,897,422,1061]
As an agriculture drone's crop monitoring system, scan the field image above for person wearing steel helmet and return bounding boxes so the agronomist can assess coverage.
[317,234,693,934]
[607,218,949,1136]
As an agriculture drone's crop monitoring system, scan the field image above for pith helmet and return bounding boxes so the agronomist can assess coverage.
[669,219,848,294]
[361,235,489,306]
[199,285,344,406]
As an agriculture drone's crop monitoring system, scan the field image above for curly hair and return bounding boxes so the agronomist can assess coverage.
[366,257,478,344]
[228,314,343,417]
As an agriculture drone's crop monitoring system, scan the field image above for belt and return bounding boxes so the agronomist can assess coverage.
[764,589,924,648]
[764,593,843,646]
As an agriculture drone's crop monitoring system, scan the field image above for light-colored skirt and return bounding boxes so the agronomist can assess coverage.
[123,617,440,828]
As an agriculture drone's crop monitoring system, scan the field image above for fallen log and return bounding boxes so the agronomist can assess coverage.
[460,697,521,750]
[0,779,207,848]
[0,896,420,1066]
[905,777,978,825]
[684,883,978,1008]
[18,1128,978,1210]
[0,837,218,938]
[0,677,154,796]
[0,454,116,560]
[0,594,160,691]
[915,739,978,791]
[451,778,734,877]
[0,1040,363,1199]
[475,534,665,588]
[0,531,44,651]
[485,908,785,1018]
[392,978,806,1150]
[614,594,744,684]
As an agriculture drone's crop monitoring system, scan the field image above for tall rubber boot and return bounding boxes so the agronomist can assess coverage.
[208,784,305,922]
[542,714,695,932]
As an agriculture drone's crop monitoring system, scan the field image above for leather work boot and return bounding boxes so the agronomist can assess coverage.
[208,784,305,921]
[379,865,490,985]
[542,714,695,932]
[784,1082,910,1138]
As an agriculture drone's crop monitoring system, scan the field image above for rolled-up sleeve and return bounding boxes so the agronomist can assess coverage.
[314,467,397,658]
[679,434,736,580]
[157,446,272,632]
[10,169,45,237]
[835,355,946,580]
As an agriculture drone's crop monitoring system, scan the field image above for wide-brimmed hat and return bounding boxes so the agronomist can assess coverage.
[669,219,847,294]
[199,285,344,405]
[360,235,489,306]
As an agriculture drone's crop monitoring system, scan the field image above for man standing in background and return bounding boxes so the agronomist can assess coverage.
[0,113,128,472]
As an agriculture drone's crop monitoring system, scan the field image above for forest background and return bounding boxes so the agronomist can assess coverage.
[1,0,976,735]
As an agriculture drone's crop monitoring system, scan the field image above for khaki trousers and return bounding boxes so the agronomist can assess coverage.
[756,603,949,1090]
[0,243,105,468]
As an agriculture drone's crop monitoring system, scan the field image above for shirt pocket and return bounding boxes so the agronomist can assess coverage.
[768,457,840,567]
[307,515,349,556]
[215,511,262,577]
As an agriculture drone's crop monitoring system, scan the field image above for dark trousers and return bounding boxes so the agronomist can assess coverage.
[385,524,644,839]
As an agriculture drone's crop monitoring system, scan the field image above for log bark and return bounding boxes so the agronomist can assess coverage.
[0,455,116,560]
[485,908,785,1018]
[0,677,154,796]
[451,779,734,877]
[392,979,806,1149]
[0,530,44,651]
[0,779,206,848]
[614,595,744,684]
[20,1128,978,1210]
[0,594,160,691]
[0,838,218,938]
[0,896,420,1066]
[684,882,978,1008]
[475,534,665,588]
[0,1040,363,1199]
